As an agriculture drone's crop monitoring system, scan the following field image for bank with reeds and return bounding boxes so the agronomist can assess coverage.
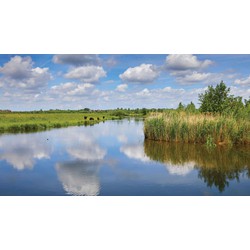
[144,112,250,145]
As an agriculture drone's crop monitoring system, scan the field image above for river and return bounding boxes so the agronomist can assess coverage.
[0,119,249,195]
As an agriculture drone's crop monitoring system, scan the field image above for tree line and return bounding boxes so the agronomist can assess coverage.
[177,81,249,119]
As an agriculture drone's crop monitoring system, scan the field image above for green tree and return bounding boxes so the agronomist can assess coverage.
[199,81,232,114]
[224,96,245,118]
[198,81,249,118]
[185,101,196,113]
[244,98,250,107]
[177,102,185,111]
[141,108,147,115]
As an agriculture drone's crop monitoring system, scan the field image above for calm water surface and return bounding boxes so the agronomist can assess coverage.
[0,119,249,195]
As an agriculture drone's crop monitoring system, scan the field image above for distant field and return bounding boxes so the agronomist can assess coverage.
[0,112,117,133]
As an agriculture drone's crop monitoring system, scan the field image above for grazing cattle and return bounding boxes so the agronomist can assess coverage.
[103,116,105,119]
[97,117,99,120]
[89,117,94,120]
[84,116,87,119]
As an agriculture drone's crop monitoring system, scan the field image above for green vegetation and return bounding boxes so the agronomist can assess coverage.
[144,112,250,145]
[185,101,196,114]
[144,81,250,145]
[0,108,154,134]
[177,102,185,111]
[199,81,250,119]
[0,112,107,133]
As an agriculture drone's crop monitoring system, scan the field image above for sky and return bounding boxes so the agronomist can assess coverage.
[0,54,249,111]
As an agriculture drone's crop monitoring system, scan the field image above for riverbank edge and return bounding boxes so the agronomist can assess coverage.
[0,113,145,134]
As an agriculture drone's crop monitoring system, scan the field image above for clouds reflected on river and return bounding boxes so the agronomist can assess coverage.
[0,119,249,195]
[0,133,52,170]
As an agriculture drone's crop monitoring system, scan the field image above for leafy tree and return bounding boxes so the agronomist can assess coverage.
[244,98,250,107]
[135,108,140,114]
[223,96,244,118]
[177,102,185,111]
[198,81,250,118]
[141,108,147,115]
[199,81,232,114]
[185,101,196,113]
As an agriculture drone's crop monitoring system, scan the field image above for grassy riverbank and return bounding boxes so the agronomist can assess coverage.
[0,108,150,133]
[144,112,250,145]
[0,112,115,133]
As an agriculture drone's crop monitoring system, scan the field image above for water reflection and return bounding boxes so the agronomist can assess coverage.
[166,162,195,176]
[115,121,151,162]
[1,119,249,195]
[56,160,101,196]
[120,144,150,162]
[58,129,106,161]
[144,140,250,192]
[54,127,106,195]
[0,133,52,170]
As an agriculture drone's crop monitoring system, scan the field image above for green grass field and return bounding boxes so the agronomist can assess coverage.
[0,112,117,133]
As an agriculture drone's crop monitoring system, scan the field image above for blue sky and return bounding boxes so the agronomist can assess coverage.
[0,54,249,111]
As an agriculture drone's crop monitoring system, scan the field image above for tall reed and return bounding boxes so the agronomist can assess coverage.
[144,112,250,145]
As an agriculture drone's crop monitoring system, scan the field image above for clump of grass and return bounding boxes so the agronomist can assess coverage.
[144,116,166,141]
[206,135,216,148]
[144,112,250,145]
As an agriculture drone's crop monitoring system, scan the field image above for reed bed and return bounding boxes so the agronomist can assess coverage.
[144,112,250,145]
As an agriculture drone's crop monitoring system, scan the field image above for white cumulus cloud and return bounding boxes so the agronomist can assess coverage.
[234,75,250,86]
[176,72,212,84]
[0,56,51,91]
[116,83,128,92]
[136,88,151,97]
[49,82,95,97]
[119,64,159,83]
[230,86,250,99]
[165,54,213,71]
[64,66,106,82]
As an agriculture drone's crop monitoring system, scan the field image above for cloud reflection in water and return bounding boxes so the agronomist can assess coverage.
[0,133,52,170]
[56,160,101,196]
[55,127,106,195]
[120,144,150,162]
[165,162,195,176]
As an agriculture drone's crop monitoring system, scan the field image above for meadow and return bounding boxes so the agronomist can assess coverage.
[0,111,114,133]
[0,108,148,133]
